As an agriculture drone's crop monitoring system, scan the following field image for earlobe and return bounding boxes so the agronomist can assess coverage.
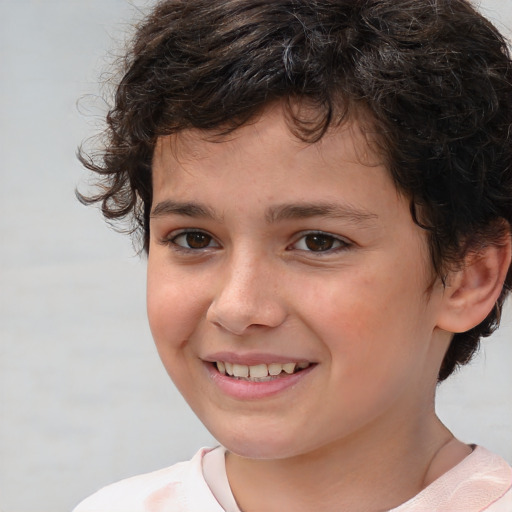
[437,236,511,333]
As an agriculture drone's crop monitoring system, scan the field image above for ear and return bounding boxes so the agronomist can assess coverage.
[436,235,511,333]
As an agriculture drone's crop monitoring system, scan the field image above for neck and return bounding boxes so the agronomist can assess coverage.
[225,412,469,512]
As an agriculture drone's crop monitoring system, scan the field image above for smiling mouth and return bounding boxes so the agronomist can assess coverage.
[214,361,312,382]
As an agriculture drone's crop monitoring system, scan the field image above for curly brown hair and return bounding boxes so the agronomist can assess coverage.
[79,0,512,381]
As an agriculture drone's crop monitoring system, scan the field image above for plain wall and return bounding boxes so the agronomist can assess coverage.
[0,1,511,511]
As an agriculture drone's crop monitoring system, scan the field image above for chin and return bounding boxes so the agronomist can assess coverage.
[224,440,298,460]
[209,423,311,460]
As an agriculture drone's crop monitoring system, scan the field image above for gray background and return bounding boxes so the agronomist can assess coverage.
[0,1,511,511]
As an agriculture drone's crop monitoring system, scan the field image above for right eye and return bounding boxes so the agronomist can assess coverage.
[169,230,220,250]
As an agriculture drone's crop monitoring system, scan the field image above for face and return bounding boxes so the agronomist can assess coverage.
[147,106,449,460]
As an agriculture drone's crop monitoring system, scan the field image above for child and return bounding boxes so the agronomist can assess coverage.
[74,0,512,510]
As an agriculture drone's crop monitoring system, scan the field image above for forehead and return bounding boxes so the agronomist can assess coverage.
[152,104,387,192]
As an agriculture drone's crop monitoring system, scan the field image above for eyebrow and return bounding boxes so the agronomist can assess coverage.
[266,202,378,225]
[151,200,220,221]
[151,199,378,225]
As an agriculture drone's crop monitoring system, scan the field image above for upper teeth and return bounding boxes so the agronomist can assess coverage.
[216,361,310,378]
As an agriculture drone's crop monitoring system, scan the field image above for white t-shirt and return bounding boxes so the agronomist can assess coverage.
[73,445,512,512]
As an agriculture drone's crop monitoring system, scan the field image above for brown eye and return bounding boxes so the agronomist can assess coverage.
[171,231,218,249]
[292,232,348,253]
[304,234,336,251]
[185,232,211,249]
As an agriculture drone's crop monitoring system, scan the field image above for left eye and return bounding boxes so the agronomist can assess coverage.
[292,233,348,252]
[171,231,219,249]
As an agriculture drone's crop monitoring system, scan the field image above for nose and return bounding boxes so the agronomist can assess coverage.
[206,253,287,336]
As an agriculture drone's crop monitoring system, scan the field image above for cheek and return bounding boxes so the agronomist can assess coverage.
[146,261,207,350]
[305,267,431,369]
[302,268,397,336]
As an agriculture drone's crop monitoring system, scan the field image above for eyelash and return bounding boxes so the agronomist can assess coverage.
[289,231,351,254]
[163,229,220,252]
[161,229,351,255]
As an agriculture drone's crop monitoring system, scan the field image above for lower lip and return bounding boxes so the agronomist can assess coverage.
[205,363,316,400]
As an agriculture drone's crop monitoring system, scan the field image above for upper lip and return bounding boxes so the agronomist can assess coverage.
[202,352,315,366]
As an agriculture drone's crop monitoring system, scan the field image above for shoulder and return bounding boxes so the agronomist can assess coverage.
[464,447,512,512]
[72,448,225,512]
[484,486,512,512]
[392,446,512,512]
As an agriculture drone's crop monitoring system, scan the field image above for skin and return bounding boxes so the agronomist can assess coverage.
[147,105,473,511]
